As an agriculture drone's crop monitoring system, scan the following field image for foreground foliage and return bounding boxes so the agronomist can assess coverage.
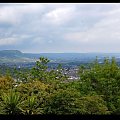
[0,57,120,114]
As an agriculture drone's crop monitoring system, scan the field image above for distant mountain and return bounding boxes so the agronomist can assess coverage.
[0,50,36,63]
[0,50,22,54]
[0,50,23,58]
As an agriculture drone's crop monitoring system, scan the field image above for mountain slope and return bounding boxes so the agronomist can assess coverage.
[0,50,35,63]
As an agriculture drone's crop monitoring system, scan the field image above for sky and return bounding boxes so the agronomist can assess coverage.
[0,3,120,53]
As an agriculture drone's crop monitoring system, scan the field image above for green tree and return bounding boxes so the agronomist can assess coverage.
[30,57,50,81]
[79,57,120,113]
[44,88,109,114]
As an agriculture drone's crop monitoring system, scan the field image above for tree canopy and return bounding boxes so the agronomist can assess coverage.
[0,57,120,114]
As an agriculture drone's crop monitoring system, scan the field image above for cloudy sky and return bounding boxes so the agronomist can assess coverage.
[0,3,120,53]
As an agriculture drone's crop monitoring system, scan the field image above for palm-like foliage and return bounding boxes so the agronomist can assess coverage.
[1,90,22,114]
[23,95,37,115]
[20,95,43,115]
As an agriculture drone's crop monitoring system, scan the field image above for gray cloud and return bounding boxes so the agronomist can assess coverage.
[0,3,120,53]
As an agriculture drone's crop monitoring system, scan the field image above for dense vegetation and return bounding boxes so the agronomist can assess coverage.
[0,56,120,114]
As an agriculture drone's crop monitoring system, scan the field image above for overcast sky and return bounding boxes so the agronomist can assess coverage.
[0,3,120,53]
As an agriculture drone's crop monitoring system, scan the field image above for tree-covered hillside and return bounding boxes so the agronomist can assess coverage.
[0,57,120,114]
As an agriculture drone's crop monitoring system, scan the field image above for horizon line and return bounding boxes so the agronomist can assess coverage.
[1,50,120,54]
